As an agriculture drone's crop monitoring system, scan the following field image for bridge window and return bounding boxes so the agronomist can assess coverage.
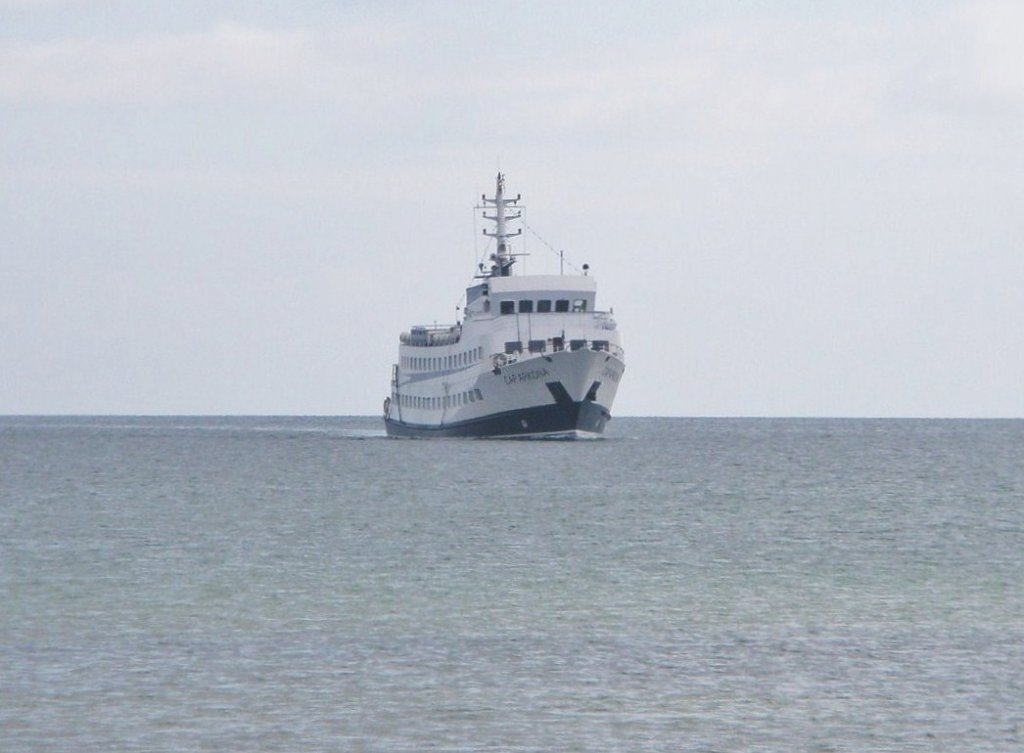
[555,299,570,312]
[528,340,546,353]
[573,299,587,312]
[537,300,552,313]
[500,301,515,314]
[518,300,533,313]
[505,341,522,354]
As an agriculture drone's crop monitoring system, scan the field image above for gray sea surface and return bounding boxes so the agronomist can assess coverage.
[1,416,1022,751]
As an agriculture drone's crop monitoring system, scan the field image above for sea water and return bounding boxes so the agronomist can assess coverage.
[1,416,1022,751]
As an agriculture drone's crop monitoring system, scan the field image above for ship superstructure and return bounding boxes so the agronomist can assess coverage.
[382,173,624,438]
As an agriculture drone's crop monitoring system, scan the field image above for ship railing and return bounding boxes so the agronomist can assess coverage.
[466,309,618,330]
[494,338,624,364]
[400,323,463,347]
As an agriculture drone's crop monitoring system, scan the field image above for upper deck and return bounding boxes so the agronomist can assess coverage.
[465,274,598,319]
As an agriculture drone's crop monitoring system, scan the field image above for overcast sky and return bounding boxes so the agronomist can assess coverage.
[2,1,1022,417]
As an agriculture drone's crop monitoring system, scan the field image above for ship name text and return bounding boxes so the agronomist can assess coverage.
[504,368,551,386]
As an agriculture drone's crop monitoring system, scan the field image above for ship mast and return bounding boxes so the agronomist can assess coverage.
[481,172,522,277]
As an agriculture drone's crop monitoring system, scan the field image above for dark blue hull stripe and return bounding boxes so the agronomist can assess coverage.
[385,398,611,438]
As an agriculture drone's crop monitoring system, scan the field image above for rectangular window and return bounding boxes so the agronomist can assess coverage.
[555,299,570,312]
[536,300,552,313]
[505,341,522,354]
[570,339,587,351]
[500,300,515,314]
[518,299,533,313]
[528,340,546,353]
[591,340,609,351]
[474,388,483,401]
[573,299,587,312]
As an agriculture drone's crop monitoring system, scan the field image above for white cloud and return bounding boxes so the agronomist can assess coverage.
[4,4,1019,149]
[958,0,1024,105]
[0,22,409,106]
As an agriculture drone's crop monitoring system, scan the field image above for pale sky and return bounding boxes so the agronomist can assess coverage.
[2,1,1022,417]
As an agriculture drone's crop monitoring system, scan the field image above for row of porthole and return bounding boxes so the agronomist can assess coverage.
[402,347,483,372]
[397,388,485,410]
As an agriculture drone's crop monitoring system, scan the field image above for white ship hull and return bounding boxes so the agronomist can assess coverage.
[385,347,624,439]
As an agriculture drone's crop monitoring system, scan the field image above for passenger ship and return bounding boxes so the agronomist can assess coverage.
[383,173,624,438]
